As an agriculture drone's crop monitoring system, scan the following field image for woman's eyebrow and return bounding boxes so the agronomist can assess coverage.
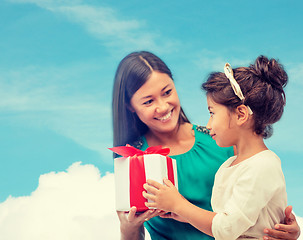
[161,84,171,91]
[140,84,172,100]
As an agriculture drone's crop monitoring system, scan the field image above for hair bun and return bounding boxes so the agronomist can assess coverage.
[252,55,288,91]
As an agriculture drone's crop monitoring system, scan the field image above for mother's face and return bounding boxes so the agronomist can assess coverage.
[130,71,181,134]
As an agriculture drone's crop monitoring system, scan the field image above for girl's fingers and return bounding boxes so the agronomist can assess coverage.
[163,178,174,187]
[143,183,158,194]
[159,213,172,219]
[145,201,157,208]
[143,191,156,201]
[146,179,163,189]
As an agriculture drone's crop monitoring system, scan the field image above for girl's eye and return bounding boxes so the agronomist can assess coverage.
[143,99,153,105]
[209,111,214,117]
[163,89,172,96]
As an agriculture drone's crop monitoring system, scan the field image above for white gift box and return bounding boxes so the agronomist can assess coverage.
[114,153,178,212]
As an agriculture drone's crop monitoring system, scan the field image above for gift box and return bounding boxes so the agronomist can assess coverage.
[109,145,178,212]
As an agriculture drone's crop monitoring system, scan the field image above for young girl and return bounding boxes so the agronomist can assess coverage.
[143,56,290,239]
[112,51,300,240]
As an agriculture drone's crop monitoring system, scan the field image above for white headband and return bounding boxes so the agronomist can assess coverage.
[224,63,253,115]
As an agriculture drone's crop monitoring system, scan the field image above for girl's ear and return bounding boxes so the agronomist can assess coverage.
[235,105,250,124]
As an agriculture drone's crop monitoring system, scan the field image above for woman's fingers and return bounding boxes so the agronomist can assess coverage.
[127,206,138,222]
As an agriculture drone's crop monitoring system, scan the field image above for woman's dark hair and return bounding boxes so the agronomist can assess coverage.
[202,55,288,138]
[112,51,190,149]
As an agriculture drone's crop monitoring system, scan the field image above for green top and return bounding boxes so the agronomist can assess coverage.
[136,125,234,240]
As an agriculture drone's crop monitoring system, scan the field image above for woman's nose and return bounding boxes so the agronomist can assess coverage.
[155,100,169,113]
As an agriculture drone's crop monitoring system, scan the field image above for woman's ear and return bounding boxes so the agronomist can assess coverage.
[235,105,250,124]
[127,103,135,113]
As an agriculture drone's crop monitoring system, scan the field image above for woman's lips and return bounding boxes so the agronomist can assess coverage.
[155,110,172,122]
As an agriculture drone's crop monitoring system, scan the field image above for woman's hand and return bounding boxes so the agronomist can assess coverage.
[263,206,301,240]
[117,206,163,240]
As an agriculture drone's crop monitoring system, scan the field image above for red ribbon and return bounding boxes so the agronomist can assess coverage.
[109,145,174,212]
[109,145,170,157]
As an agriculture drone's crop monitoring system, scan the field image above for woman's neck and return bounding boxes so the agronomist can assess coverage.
[145,122,195,155]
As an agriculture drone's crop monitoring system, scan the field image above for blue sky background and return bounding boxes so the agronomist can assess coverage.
[0,0,302,233]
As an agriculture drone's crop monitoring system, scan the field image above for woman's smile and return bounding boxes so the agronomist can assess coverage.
[155,109,173,122]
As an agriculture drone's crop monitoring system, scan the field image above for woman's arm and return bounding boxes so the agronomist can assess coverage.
[117,207,163,240]
[263,206,301,240]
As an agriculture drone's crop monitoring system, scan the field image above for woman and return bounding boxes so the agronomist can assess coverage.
[112,51,300,240]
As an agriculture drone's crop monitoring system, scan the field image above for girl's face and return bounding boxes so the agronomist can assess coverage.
[130,71,181,134]
[206,95,238,148]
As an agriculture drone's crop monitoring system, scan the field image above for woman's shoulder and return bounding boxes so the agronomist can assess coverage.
[193,125,210,135]
[129,139,144,149]
[128,124,210,150]
[193,124,234,156]
[192,124,213,142]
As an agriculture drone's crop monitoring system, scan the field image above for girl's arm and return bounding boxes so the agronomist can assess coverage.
[143,178,216,237]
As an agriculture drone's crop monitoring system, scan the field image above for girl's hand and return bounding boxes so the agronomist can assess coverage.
[263,206,301,240]
[142,178,184,213]
[160,212,188,223]
[117,207,163,240]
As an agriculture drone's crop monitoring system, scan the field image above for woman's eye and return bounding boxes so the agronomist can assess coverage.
[163,89,172,96]
[143,99,153,105]
[209,111,214,117]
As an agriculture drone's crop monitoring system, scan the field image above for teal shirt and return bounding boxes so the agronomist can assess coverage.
[137,125,234,240]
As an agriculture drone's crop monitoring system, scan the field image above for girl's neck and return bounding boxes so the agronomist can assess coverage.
[232,133,268,166]
[145,122,195,155]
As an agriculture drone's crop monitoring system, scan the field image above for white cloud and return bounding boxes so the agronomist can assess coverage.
[263,61,303,153]
[0,65,113,162]
[287,63,303,87]
[0,162,152,240]
[193,49,252,72]
[8,0,179,53]
[0,162,301,239]
[0,162,119,240]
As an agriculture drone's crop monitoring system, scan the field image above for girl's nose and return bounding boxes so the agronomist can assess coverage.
[206,118,212,130]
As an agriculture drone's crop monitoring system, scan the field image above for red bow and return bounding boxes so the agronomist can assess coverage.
[109,145,170,157]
